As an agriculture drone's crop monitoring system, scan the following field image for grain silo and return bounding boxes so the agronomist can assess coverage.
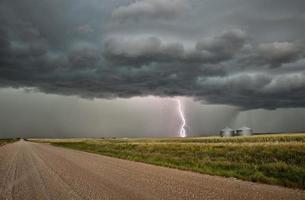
[235,126,252,136]
[220,127,234,137]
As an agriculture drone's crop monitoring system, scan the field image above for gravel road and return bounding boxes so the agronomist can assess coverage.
[0,140,304,200]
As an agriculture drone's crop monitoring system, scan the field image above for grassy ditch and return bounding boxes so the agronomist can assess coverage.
[34,134,305,189]
[0,139,18,147]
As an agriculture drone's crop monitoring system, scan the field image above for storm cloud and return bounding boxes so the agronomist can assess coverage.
[257,41,304,67]
[104,29,247,66]
[112,0,188,20]
[0,0,305,109]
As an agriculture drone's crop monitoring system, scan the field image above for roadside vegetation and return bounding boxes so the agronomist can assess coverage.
[0,139,18,147]
[32,134,305,189]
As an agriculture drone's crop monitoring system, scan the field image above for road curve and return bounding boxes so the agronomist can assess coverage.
[0,140,304,200]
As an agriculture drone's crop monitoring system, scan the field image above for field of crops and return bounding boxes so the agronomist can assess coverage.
[32,133,305,189]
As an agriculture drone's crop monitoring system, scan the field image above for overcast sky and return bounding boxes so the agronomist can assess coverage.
[0,0,305,138]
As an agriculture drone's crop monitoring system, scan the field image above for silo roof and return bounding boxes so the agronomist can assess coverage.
[237,126,251,130]
[222,127,233,131]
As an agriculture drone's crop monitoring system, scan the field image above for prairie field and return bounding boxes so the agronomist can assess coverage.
[31,133,305,189]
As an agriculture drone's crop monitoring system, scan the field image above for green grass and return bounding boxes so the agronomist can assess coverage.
[0,139,18,147]
[32,134,305,189]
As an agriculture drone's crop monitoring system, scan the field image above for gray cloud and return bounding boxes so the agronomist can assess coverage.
[68,48,100,69]
[0,0,305,110]
[104,29,247,66]
[112,0,188,20]
[257,41,303,67]
[195,29,247,63]
[263,72,305,94]
[196,72,305,109]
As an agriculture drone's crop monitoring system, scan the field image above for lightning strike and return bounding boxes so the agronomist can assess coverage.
[176,99,187,138]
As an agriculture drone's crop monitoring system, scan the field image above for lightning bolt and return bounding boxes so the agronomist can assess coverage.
[176,99,187,138]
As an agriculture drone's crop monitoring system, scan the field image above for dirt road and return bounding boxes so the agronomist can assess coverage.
[0,140,304,200]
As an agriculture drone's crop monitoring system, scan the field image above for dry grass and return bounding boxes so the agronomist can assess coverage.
[0,139,18,147]
[31,133,305,189]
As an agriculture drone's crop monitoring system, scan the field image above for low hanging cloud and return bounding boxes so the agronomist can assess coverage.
[0,0,305,110]
[68,48,100,69]
[197,72,305,109]
[104,36,185,66]
[257,42,303,67]
[104,29,248,66]
[112,0,188,20]
[263,72,305,94]
[195,29,247,63]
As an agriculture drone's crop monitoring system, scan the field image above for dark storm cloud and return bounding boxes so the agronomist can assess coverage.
[196,73,305,109]
[257,41,304,67]
[112,0,188,20]
[104,36,182,66]
[0,0,305,109]
[195,29,247,63]
[68,48,100,69]
[104,29,247,66]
